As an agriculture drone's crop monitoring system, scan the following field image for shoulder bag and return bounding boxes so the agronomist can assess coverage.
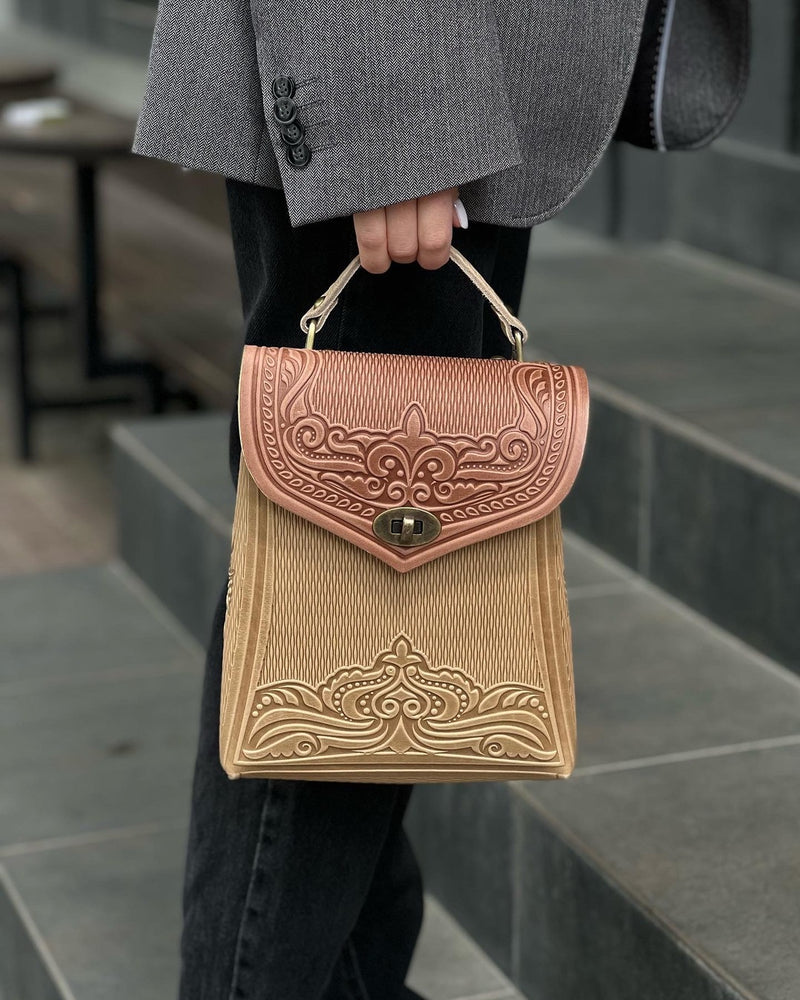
[220,248,589,782]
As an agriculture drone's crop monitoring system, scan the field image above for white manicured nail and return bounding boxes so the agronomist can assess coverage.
[454,198,469,229]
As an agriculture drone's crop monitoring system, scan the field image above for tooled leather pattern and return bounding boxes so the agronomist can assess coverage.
[240,632,559,766]
[241,347,588,571]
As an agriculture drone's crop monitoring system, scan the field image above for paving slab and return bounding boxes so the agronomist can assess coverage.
[523,225,800,672]
[509,787,748,1000]
[648,430,800,673]
[113,414,235,528]
[0,564,202,847]
[112,419,232,643]
[0,565,199,687]
[0,668,201,848]
[677,401,800,481]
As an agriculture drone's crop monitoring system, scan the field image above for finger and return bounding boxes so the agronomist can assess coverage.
[417,188,456,270]
[354,208,390,274]
[385,199,419,264]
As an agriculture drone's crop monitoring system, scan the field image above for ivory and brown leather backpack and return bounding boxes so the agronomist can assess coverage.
[220,248,589,783]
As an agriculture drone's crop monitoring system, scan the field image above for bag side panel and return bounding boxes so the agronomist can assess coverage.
[529,506,577,775]
[220,462,276,776]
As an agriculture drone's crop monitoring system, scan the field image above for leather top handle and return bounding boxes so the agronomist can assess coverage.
[300,246,529,358]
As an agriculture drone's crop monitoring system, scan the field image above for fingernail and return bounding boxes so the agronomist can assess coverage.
[454,197,469,230]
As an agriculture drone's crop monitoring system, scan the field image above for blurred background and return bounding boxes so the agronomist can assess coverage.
[0,3,798,1000]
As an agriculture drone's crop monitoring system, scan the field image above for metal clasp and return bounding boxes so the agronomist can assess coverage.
[490,329,524,362]
[373,507,441,547]
[304,296,327,350]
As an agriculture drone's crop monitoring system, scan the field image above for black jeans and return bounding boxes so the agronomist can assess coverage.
[178,180,531,1000]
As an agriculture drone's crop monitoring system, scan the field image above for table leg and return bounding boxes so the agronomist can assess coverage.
[75,161,104,379]
[3,256,33,461]
[74,161,155,382]
[75,163,100,378]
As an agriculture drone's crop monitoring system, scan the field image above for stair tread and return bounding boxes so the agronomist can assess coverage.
[525,223,800,489]
[0,565,203,850]
[110,414,800,1000]
[527,743,800,1000]
[0,564,200,689]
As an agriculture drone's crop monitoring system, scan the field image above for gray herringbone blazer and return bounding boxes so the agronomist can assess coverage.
[133,0,748,228]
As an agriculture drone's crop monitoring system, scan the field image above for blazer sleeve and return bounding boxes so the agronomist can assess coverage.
[252,0,524,226]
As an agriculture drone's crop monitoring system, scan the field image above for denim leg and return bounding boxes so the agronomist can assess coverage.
[334,795,425,1000]
[179,585,421,1000]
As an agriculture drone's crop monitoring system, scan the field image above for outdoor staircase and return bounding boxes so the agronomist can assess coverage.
[2,224,799,1000]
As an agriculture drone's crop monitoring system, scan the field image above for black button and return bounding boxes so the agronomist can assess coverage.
[273,98,297,125]
[271,76,295,100]
[280,121,305,147]
[286,143,312,169]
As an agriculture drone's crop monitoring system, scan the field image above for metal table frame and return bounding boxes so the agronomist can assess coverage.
[4,156,198,460]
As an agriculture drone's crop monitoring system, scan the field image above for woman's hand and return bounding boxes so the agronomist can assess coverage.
[354,189,468,274]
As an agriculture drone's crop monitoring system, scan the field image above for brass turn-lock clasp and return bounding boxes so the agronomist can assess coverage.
[373,507,441,547]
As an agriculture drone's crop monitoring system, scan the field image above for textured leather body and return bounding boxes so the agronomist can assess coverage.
[222,344,588,782]
[221,465,576,782]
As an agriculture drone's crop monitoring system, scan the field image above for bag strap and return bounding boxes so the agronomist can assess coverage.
[299,246,529,359]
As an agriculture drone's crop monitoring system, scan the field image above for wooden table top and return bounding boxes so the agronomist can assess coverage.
[0,59,58,91]
[0,106,134,160]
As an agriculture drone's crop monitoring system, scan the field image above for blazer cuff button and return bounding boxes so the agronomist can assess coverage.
[271,76,296,100]
[273,97,297,125]
[281,122,305,147]
[286,143,312,169]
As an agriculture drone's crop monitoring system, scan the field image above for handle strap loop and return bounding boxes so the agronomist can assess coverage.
[300,246,529,359]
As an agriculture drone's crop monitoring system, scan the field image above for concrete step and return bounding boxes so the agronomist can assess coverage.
[524,223,800,674]
[563,136,800,285]
[0,564,523,1000]
[111,413,800,1000]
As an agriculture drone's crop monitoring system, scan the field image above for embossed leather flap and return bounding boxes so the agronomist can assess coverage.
[239,346,589,572]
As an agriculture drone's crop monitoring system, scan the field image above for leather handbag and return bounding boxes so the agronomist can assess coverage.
[220,248,589,783]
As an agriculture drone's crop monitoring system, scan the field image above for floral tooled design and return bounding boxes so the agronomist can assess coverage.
[290,401,541,507]
[259,350,572,520]
[241,633,559,765]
